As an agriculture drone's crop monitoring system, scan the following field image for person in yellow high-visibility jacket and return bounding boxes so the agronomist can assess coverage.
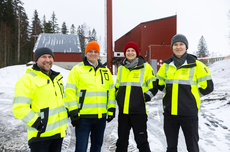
[12,47,68,152]
[157,34,214,152]
[65,41,116,152]
[115,42,158,152]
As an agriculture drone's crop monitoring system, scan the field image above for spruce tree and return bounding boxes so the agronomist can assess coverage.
[77,24,86,60]
[31,10,42,35]
[196,36,209,58]
[42,15,46,32]
[50,11,59,33]
[70,24,76,35]
[61,22,68,34]
[1,0,16,67]
[42,15,52,33]
[88,28,97,42]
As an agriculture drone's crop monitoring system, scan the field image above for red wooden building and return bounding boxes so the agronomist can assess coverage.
[114,15,177,73]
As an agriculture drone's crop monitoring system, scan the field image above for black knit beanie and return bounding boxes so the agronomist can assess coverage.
[171,34,188,50]
[35,47,54,62]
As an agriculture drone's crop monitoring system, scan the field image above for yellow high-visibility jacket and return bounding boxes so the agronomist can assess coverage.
[157,54,214,116]
[12,64,68,144]
[115,56,158,114]
[65,58,116,119]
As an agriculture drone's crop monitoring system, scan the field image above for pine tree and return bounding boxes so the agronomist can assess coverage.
[196,36,209,58]
[61,22,68,34]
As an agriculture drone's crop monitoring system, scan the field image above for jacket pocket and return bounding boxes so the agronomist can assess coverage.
[79,90,86,110]
[34,78,49,87]
[37,107,49,137]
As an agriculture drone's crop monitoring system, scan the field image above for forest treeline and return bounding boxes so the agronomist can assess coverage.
[0,0,97,68]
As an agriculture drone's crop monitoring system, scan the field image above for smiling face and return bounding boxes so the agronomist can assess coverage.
[85,50,99,66]
[36,54,53,74]
[172,42,187,58]
[125,48,137,62]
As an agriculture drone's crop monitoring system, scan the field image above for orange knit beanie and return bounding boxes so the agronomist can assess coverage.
[85,41,100,54]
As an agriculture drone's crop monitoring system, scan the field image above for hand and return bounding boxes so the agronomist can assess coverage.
[71,117,80,128]
[32,117,45,132]
[106,115,114,123]
[38,124,45,133]
[144,93,151,102]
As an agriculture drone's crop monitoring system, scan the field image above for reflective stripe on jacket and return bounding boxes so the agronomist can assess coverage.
[12,65,68,143]
[65,58,116,119]
[115,56,157,114]
[157,54,214,116]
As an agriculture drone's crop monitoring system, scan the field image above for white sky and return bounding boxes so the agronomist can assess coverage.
[21,0,230,56]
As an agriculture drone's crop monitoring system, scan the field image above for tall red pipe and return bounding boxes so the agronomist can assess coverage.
[106,0,113,73]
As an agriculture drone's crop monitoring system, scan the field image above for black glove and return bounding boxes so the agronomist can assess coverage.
[66,108,70,118]
[32,117,45,132]
[69,109,80,127]
[71,116,80,128]
[144,93,151,102]
[106,115,114,123]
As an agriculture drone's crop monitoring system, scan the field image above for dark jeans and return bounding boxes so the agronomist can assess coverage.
[116,113,151,152]
[163,113,199,152]
[29,138,63,152]
[75,117,106,152]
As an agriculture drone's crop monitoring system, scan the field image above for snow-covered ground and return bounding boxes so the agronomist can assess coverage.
[1,59,230,152]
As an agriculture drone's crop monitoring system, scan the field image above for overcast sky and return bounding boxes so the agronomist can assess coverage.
[22,0,230,56]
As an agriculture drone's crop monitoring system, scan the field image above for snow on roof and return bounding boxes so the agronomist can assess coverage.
[33,33,81,53]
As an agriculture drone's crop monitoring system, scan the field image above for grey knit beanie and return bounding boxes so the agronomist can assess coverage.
[35,47,54,62]
[171,34,188,50]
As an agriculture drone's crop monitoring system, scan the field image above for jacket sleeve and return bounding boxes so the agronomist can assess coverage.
[156,63,166,92]
[107,69,116,117]
[196,61,214,96]
[12,75,39,127]
[64,66,79,118]
[144,63,158,100]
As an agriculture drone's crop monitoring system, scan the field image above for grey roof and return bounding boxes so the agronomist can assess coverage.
[33,33,81,53]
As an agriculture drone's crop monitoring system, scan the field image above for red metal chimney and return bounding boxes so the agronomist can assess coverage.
[106,0,113,73]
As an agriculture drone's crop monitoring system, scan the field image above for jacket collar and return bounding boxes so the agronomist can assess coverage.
[164,54,197,69]
[32,63,60,80]
[120,55,146,69]
[120,56,146,70]
[83,57,105,70]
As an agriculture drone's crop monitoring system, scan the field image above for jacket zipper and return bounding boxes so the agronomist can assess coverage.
[100,69,103,84]
[57,81,64,98]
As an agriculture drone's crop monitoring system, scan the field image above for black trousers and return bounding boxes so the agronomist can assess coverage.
[116,113,151,152]
[29,138,63,152]
[163,113,199,152]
